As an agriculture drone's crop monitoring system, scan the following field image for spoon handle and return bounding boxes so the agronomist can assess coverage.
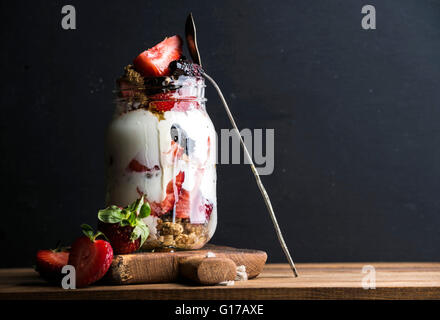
[185,13,202,67]
[203,72,299,277]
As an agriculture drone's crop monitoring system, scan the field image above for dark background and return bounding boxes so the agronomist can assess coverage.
[1,0,439,267]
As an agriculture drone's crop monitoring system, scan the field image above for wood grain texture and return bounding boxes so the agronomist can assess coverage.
[179,257,236,285]
[1,263,439,300]
[105,245,267,284]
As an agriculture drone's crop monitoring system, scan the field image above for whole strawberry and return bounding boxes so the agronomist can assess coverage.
[97,223,141,254]
[98,195,150,254]
[35,244,69,283]
[68,224,113,288]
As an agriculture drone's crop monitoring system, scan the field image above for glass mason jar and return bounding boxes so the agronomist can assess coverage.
[105,75,217,250]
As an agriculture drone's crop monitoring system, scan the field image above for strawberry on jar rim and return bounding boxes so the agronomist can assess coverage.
[133,35,183,77]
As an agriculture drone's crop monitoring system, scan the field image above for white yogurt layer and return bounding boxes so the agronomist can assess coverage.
[105,106,217,239]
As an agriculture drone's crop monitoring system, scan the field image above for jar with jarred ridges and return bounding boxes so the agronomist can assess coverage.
[105,67,217,250]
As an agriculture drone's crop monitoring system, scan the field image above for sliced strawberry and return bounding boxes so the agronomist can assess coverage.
[149,98,199,113]
[149,92,176,100]
[149,92,185,112]
[128,159,150,172]
[151,171,185,216]
[35,249,69,283]
[166,171,185,193]
[150,100,177,112]
[68,235,113,288]
[175,189,191,219]
[160,193,175,213]
[148,88,201,112]
[150,201,165,216]
[133,35,183,77]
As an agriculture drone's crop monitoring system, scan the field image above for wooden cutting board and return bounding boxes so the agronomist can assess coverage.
[104,245,267,285]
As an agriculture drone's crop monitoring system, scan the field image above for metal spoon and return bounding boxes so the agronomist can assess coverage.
[185,13,202,67]
[186,14,299,277]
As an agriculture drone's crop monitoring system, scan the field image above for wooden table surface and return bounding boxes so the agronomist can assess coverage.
[1,263,439,300]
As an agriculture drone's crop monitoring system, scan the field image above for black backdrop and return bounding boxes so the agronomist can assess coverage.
[1,0,439,267]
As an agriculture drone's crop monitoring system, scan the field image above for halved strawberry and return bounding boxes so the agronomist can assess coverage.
[67,225,113,288]
[35,247,69,283]
[133,35,183,77]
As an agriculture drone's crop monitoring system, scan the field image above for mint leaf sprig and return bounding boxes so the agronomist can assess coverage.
[97,196,151,246]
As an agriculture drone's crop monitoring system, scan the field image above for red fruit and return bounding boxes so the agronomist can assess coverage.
[150,100,196,112]
[150,100,177,112]
[98,221,141,255]
[149,93,200,113]
[204,200,214,220]
[149,92,176,100]
[166,171,185,194]
[133,35,183,77]
[150,201,165,216]
[128,159,150,172]
[97,197,151,254]
[68,235,113,288]
[36,249,69,283]
[151,171,185,216]
[175,189,191,219]
[158,193,176,215]
[148,93,177,112]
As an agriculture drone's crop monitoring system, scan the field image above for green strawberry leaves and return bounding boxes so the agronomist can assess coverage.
[81,224,108,242]
[81,223,94,238]
[139,203,151,219]
[97,205,125,223]
[127,211,137,226]
[97,196,151,247]
[98,199,151,226]
[131,224,149,246]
